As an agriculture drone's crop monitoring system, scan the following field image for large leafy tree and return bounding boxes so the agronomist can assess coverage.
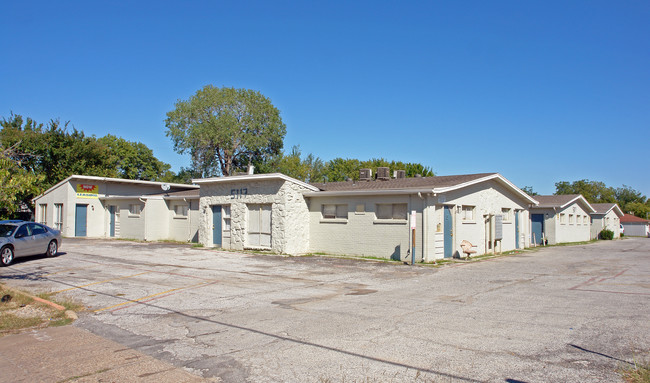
[0,142,44,218]
[98,135,172,181]
[1,113,175,213]
[165,86,286,177]
[555,180,616,203]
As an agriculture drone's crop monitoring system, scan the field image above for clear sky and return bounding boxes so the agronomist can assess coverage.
[2,1,649,196]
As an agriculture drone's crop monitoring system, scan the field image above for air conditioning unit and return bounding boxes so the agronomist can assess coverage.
[377,167,390,180]
[359,168,372,181]
[394,170,406,179]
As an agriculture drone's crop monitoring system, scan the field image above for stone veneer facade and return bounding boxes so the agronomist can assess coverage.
[198,177,312,255]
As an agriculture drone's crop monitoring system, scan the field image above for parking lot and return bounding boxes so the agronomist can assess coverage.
[1,238,649,382]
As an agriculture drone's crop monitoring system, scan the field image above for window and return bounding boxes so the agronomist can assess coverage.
[30,223,46,235]
[501,208,511,222]
[54,204,63,230]
[376,203,407,220]
[129,204,143,216]
[569,214,574,224]
[462,206,475,221]
[174,204,189,217]
[322,204,347,219]
[223,205,231,232]
[38,204,47,225]
[560,213,566,224]
[355,204,365,214]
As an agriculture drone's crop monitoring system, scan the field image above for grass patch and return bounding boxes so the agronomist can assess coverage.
[191,243,204,248]
[1,283,83,336]
[619,358,650,383]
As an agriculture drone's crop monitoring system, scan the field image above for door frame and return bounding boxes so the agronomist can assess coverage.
[212,205,222,246]
[75,204,88,237]
[443,205,453,258]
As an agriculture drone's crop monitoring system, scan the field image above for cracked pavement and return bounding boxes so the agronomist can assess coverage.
[1,237,648,382]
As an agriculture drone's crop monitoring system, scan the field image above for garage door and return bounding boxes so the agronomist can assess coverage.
[248,204,272,248]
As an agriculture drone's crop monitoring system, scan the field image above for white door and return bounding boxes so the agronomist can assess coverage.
[248,204,272,247]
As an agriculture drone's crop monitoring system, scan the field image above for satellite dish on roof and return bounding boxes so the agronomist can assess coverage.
[161,183,171,191]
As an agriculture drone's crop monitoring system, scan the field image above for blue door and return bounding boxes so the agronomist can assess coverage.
[531,214,544,246]
[444,206,453,258]
[75,204,87,237]
[212,205,222,246]
[515,211,520,248]
[109,206,116,237]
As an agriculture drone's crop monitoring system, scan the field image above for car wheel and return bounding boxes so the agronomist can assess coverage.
[1,246,14,266]
[46,240,58,257]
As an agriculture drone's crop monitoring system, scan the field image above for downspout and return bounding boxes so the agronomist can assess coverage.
[418,192,426,262]
[139,197,147,241]
[183,197,191,242]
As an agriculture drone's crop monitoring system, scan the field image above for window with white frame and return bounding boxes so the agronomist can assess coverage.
[54,204,63,230]
[129,204,143,216]
[174,204,189,217]
[569,214,574,224]
[462,205,475,221]
[38,204,47,225]
[501,208,511,222]
[322,204,347,219]
[560,213,566,224]
[376,203,407,220]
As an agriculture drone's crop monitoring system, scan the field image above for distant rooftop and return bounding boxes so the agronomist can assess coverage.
[310,173,497,192]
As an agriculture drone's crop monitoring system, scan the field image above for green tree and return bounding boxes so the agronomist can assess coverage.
[165,85,286,177]
[521,186,537,196]
[98,135,172,181]
[0,142,44,218]
[554,180,616,203]
[323,158,362,182]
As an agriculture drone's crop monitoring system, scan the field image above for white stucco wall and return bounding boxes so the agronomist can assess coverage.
[554,203,592,244]
[198,178,311,254]
[308,179,532,261]
[591,210,621,239]
[33,178,198,241]
[308,195,419,261]
[167,199,200,242]
[437,180,531,258]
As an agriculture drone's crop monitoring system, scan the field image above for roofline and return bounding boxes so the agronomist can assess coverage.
[560,195,596,213]
[304,173,540,205]
[591,204,624,217]
[303,188,436,197]
[193,173,320,192]
[32,175,198,202]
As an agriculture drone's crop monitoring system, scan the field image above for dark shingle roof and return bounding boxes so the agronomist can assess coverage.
[591,203,617,214]
[532,195,582,208]
[310,173,497,192]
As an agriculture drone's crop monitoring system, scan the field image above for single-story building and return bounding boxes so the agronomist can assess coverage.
[32,175,200,242]
[620,214,650,237]
[590,203,623,239]
[194,170,539,261]
[529,195,595,245]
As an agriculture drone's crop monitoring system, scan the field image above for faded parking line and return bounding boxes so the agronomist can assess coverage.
[93,279,220,313]
[52,271,153,294]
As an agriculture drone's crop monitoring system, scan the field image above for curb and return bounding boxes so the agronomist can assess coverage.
[5,287,66,311]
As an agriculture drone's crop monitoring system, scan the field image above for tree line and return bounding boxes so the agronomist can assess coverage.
[554,179,650,219]
[3,85,647,220]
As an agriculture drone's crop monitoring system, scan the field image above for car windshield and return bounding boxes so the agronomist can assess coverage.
[0,224,16,237]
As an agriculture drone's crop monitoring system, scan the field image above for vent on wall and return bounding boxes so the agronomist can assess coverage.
[377,167,390,180]
[359,168,372,181]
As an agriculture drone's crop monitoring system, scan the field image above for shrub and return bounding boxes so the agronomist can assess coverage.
[599,229,614,240]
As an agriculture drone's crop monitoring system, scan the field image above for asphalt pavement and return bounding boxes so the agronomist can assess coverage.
[1,237,648,382]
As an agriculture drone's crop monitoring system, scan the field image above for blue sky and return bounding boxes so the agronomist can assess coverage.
[2,1,649,197]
